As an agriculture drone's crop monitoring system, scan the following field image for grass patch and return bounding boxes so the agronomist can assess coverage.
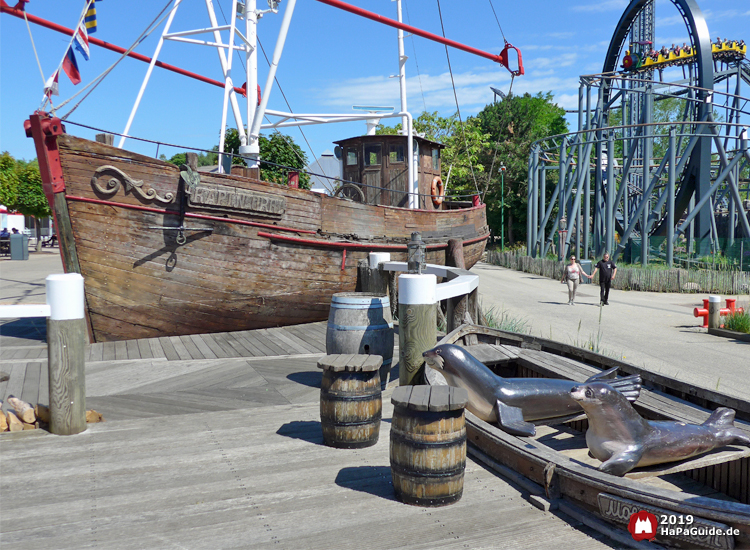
[482,306,531,334]
[568,305,624,360]
[722,311,750,334]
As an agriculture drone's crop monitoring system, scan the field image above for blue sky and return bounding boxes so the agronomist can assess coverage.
[1,0,748,164]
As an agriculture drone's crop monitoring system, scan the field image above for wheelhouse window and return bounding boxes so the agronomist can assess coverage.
[346,148,357,166]
[389,144,404,163]
[364,144,382,166]
[431,148,440,170]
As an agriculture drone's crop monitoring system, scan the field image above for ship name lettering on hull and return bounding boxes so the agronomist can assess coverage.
[189,184,285,216]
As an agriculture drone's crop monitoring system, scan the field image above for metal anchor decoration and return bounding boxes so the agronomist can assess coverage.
[149,165,213,245]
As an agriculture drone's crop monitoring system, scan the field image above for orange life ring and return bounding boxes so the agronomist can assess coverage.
[431,176,445,207]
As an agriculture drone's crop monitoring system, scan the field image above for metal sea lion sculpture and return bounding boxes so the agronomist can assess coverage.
[422,344,641,437]
[570,381,750,476]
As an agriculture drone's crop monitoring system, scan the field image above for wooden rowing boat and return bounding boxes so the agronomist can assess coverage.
[425,324,750,549]
[28,117,487,342]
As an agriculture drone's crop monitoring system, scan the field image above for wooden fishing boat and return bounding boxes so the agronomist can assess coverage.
[425,324,750,549]
[6,0,524,342]
[27,117,488,342]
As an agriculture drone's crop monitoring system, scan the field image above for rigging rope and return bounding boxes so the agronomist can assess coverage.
[57,0,175,119]
[404,1,427,113]
[435,0,479,195]
[217,0,324,190]
[257,38,330,190]
[488,0,507,42]
[23,11,48,97]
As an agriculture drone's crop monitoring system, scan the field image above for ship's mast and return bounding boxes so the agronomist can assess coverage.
[396,0,407,136]
[241,0,259,168]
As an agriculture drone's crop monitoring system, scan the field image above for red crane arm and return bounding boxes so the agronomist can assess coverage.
[0,0,248,96]
[314,0,523,76]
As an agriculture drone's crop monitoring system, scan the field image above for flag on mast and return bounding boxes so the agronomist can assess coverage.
[62,47,81,85]
[73,22,90,61]
[84,1,99,34]
[44,70,60,97]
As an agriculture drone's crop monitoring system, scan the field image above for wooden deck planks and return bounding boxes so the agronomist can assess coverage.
[157,337,181,361]
[168,336,193,361]
[178,335,205,360]
[19,361,42,410]
[1,363,26,407]
[195,333,231,359]
[0,395,610,550]
[187,334,217,359]
[264,327,315,355]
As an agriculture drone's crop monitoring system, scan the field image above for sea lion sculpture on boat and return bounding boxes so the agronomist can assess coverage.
[571,381,750,476]
[422,344,641,437]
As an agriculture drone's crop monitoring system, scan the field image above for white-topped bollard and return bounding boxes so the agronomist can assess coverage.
[369,252,391,269]
[398,273,437,386]
[357,252,391,295]
[708,295,722,330]
[46,273,87,435]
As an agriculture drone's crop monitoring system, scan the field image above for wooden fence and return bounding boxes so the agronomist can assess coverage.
[485,250,750,295]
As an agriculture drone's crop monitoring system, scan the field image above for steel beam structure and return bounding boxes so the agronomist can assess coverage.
[527,0,750,268]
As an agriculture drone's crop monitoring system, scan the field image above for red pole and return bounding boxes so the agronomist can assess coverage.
[0,1,247,97]
[315,0,505,66]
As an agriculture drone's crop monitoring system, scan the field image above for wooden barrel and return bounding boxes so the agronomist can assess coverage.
[390,385,469,506]
[326,293,394,389]
[318,354,383,449]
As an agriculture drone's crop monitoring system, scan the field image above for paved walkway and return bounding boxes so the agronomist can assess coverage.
[474,262,750,404]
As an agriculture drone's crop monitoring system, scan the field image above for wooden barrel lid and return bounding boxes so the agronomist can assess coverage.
[317,354,383,372]
[391,385,469,412]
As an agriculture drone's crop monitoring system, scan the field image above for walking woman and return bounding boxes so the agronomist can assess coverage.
[562,255,592,305]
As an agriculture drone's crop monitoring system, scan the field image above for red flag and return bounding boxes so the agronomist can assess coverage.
[62,47,81,85]
[44,70,60,97]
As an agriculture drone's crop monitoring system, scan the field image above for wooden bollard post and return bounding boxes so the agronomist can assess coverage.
[356,252,390,294]
[446,239,470,333]
[46,274,87,435]
[708,295,722,329]
[398,274,436,385]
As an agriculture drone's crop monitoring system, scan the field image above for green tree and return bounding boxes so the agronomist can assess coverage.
[377,111,491,201]
[223,129,311,190]
[475,92,567,245]
[0,152,51,250]
[376,110,457,142]
[161,151,217,167]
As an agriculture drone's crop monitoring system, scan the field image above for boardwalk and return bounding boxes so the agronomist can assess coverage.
[0,317,614,550]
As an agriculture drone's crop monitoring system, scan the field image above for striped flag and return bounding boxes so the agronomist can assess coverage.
[73,22,90,61]
[44,70,60,97]
[62,47,81,85]
[84,1,98,34]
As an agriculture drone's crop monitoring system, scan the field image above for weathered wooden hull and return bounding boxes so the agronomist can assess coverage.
[426,325,750,549]
[35,128,488,342]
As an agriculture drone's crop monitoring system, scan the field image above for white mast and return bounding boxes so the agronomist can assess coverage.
[240,0,259,166]
[396,0,408,135]
[247,0,298,167]
[395,0,417,209]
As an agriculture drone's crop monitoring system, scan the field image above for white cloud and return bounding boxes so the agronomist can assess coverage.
[548,32,577,39]
[522,44,556,51]
[554,93,581,110]
[571,0,629,13]
[656,14,686,27]
[314,69,584,117]
[530,53,579,70]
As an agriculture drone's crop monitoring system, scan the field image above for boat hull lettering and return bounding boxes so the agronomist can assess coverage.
[189,183,285,216]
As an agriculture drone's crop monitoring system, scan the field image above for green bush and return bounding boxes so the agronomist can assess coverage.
[722,311,750,334]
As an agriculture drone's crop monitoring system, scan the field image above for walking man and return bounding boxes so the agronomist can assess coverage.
[591,252,617,305]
